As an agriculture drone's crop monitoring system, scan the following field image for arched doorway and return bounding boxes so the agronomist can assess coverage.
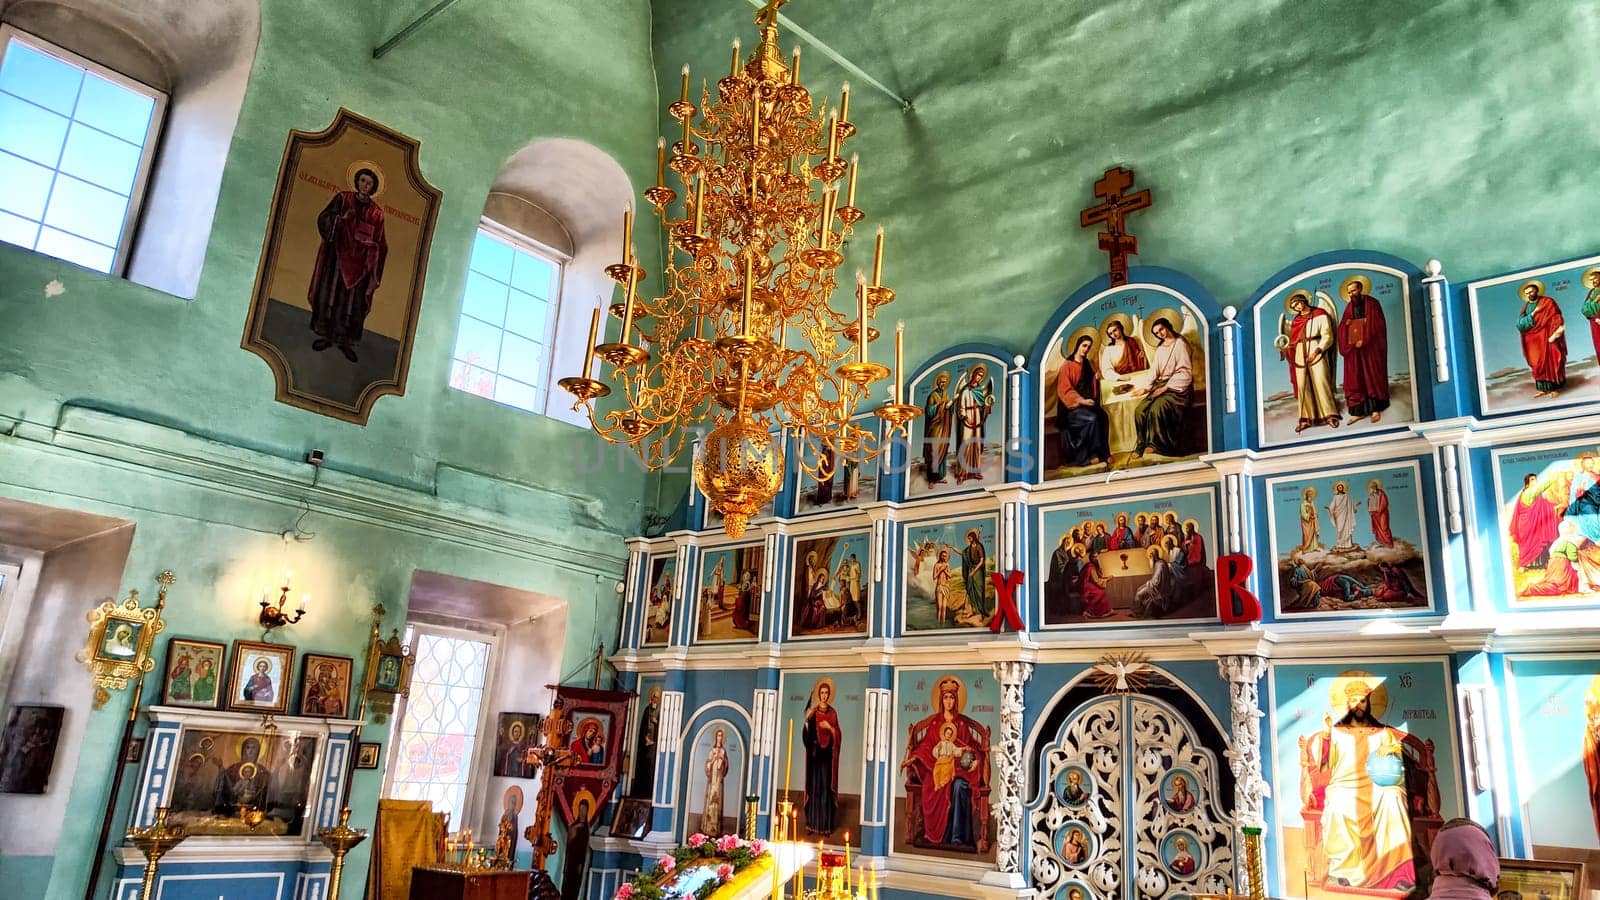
[1027,675,1236,900]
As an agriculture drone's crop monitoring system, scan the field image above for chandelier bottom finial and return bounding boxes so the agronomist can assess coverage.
[694,417,784,539]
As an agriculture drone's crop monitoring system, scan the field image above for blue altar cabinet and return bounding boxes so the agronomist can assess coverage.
[111,705,362,900]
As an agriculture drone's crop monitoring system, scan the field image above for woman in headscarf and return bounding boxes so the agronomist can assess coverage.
[1420,818,1498,900]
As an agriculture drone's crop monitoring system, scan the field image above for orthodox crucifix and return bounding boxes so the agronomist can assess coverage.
[756,0,788,27]
[1079,166,1152,287]
[522,703,578,900]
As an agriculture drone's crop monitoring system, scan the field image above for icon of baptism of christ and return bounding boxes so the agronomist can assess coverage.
[1041,289,1209,479]
[1253,266,1418,447]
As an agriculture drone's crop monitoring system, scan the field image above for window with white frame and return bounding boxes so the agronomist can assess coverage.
[448,221,566,414]
[0,26,166,275]
[384,625,495,828]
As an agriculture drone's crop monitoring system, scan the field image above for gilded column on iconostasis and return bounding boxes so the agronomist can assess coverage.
[991,659,1034,878]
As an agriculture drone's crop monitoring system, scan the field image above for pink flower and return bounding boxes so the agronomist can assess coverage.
[616,884,634,900]
[688,833,708,848]
[717,864,734,881]
[716,834,739,853]
[748,839,765,856]
[658,856,676,874]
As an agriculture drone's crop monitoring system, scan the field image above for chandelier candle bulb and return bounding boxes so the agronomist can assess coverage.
[826,110,839,159]
[846,154,858,207]
[582,306,600,374]
[298,594,310,612]
[681,112,692,155]
[839,82,850,126]
[621,268,638,344]
[751,85,761,147]
[895,320,904,401]
[620,206,632,267]
[791,45,800,83]
[730,38,741,78]
[856,272,868,363]
[655,138,666,187]
[679,64,690,104]
[871,226,884,285]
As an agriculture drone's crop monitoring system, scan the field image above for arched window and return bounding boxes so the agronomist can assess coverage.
[0,25,164,274]
[0,0,259,297]
[449,210,571,413]
[448,139,632,424]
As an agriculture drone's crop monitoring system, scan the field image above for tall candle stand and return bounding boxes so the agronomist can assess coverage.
[125,807,187,899]
[316,807,370,900]
[1241,825,1266,900]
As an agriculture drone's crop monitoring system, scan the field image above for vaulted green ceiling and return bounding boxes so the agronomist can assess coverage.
[649,0,1597,369]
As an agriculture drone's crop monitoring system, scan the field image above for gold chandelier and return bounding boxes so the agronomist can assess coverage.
[559,0,919,539]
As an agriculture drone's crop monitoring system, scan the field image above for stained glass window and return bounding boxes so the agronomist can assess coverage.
[448,222,564,414]
[0,27,166,274]
[386,628,493,827]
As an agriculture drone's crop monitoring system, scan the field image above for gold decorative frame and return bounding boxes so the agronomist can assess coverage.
[76,573,171,709]
[240,107,443,425]
[362,621,415,723]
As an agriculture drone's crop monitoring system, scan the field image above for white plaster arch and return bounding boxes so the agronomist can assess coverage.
[0,0,262,297]
[478,137,634,425]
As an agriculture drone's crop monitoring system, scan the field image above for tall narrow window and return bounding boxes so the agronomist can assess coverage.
[0,26,166,274]
[385,626,494,827]
[448,222,565,413]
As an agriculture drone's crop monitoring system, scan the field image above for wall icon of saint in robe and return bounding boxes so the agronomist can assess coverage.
[243,108,441,424]
[1267,463,1433,618]
[906,353,1009,498]
[1272,663,1456,900]
[1253,264,1417,447]
[1494,438,1600,607]
[893,670,997,862]
[776,671,867,844]
[1040,489,1215,627]
[682,719,745,840]
[1040,290,1209,479]
[1469,255,1600,417]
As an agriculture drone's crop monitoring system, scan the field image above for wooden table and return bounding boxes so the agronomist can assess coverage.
[408,866,533,900]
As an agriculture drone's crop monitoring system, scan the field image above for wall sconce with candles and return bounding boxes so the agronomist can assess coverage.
[258,570,310,633]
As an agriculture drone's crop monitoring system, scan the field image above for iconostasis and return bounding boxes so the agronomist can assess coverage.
[599,247,1600,900]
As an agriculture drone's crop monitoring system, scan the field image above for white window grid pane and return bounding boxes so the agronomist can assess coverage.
[448,224,564,414]
[0,27,166,276]
[388,631,491,828]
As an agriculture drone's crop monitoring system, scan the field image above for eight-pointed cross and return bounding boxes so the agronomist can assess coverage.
[1079,166,1152,287]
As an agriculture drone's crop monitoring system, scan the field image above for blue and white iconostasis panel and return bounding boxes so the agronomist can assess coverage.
[891,667,1001,865]
[1467,253,1600,418]
[1488,435,1600,612]
[1268,660,1463,900]
[1033,272,1220,480]
[1260,460,1441,621]
[794,413,882,516]
[900,513,999,635]
[1248,258,1422,448]
[1035,485,1219,629]
[903,349,1010,500]
[775,670,870,845]
[693,542,765,644]
[1502,655,1600,862]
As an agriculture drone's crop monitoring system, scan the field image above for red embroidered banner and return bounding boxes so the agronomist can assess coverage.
[549,685,633,826]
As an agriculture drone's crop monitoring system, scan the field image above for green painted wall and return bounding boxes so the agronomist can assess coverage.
[649,0,1600,371]
[0,0,663,898]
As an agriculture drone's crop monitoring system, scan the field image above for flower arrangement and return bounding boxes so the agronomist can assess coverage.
[613,834,769,900]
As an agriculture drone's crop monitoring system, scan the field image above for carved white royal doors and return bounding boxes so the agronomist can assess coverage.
[1028,692,1235,900]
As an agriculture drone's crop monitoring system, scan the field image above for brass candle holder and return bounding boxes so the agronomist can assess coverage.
[743,794,760,840]
[125,806,187,900]
[316,807,370,900]
[1241,825,1266,900]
